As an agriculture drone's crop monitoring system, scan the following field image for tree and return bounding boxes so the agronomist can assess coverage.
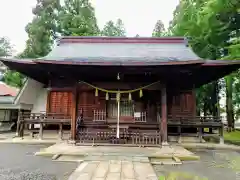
[101,19,126,36]
[0,37,24,87]
[21,0,61,58]
[169,0,240,130]
[152,20,166,37]
[58,0,99,36]
[3,0,61,88]
[0,37,12,57]
[3,71,24,88]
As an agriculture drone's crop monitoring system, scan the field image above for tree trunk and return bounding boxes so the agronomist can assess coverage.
[225,75,234,132]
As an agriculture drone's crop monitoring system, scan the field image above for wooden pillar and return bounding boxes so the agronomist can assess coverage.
[16,109,21,136]
[71,86,77,141]
[192,87,197,117]
[161,84,168,145]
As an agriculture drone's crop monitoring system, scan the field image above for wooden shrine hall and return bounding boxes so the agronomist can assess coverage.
[1,36,240,146]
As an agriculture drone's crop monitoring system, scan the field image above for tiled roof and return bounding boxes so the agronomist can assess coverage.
[0,96,14,104]
[39,36,201,62]
[0,82,19,96]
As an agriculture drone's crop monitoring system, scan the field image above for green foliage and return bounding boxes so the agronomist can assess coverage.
[169,0,240,126]
[21,0,61,58]
[0,37,23,88]
[152,20,167,37]
[58,0,99,36]
[0,37,12,57]
[2,71,24,88]
[101,19,126,37]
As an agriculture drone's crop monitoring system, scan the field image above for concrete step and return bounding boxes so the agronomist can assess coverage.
[150,156,182,165]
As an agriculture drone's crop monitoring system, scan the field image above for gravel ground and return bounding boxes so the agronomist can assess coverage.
[0,144,78,180]
[154,149,240,180]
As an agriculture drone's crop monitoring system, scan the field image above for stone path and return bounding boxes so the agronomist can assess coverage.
[68,160,158,180]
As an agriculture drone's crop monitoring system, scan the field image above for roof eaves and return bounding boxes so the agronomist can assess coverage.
[0,58,36,64]
[202,60,240,66]
[35,59,205,66]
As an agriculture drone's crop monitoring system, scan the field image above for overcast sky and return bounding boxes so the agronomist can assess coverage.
[0,0,179,54]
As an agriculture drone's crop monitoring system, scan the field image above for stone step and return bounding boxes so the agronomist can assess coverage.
[68,160,158,180]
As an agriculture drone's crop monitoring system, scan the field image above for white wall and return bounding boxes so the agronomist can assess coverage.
[15,79,43,105]
[13,78,48,112]
[31,88,48,113]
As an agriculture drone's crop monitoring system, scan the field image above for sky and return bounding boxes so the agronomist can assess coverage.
[0,0,179,54]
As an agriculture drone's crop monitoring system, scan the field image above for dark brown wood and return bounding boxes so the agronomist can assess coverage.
[76,128,161,146]
[71,86,77,140]
[46,90,51,113]
[161,85,168,143]
[192,89,197,116]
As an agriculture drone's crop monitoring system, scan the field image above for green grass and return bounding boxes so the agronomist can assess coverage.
[224,130,240,142]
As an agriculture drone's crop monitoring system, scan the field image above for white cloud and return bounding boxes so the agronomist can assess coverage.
[0,0,179,54]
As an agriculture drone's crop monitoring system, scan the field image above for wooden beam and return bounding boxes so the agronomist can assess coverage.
[161,84,168,144]
[71,85,77,140]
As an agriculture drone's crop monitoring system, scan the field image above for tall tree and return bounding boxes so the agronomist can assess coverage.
[58,0,99,36]
[169,0,240,130]
[3,0,61,88]
[101,19,126,36]
[152,20,166,37]
[21,0,61,58]
[0,37,12,57]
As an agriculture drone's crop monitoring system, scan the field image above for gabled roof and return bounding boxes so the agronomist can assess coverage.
[38,36,201,63]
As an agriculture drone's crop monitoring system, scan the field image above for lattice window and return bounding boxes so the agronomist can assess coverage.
[120,100,133,116]
[107,100,133,117]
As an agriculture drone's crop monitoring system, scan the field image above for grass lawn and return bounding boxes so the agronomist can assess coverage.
[224,130,240,142]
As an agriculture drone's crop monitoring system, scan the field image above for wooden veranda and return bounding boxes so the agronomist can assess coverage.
[17,112,224,146]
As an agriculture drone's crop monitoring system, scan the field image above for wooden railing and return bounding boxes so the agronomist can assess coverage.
[76,128,161,146]
[17,112,71,140]
[167,116,223,127]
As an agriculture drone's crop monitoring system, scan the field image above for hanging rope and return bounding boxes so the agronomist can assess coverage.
[79,81,160,94]
[78,80,160,101]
